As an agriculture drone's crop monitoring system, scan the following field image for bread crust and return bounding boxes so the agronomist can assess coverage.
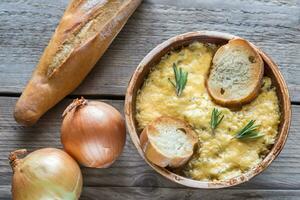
[139,116,198,168]
[14,0,141,126]
[207,38,264,107]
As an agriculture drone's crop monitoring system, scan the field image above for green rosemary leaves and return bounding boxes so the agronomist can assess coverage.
[210,108,224,133]
[209,109,263,141]
[168,63,188,97]
[234,120,264,140]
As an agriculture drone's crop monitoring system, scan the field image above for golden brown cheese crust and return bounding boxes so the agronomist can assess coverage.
[135,42,280,181]
[14,0,141,126]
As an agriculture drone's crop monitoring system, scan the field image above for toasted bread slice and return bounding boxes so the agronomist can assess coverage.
[139,116,198,168]
[207,38,264,107]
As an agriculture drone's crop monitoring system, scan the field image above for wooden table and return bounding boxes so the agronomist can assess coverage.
[0,0,299,199]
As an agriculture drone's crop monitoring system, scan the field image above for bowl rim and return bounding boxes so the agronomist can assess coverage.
[124,31,291,188]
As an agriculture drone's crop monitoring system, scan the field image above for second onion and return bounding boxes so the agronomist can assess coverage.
[61,97,126,168]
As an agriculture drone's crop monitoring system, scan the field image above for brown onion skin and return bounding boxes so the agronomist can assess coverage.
[61,98,126,168]
[9,148,82,200]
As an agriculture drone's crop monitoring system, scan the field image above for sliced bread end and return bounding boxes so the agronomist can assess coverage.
[140,116,198,168]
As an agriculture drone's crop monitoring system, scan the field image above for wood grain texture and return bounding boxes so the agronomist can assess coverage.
[0,97,299,192]
[0,0,299,199]
[1,185,300,200]
[0,0,299,101]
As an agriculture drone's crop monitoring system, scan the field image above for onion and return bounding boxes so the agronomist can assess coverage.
[61,97,126,168]
[9,148,82,200]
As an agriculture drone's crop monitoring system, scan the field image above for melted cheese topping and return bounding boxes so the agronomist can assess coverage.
[135,42,280,181]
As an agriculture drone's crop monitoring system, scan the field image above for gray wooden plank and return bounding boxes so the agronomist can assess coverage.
[0,97,299,190]
[0,0,299,101]
[1,185,300,200]
[82,188,300,200]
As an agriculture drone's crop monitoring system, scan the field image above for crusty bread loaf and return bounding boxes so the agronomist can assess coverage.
[139,116,198,168]
[14,0,141,126]
[207,38,264,107]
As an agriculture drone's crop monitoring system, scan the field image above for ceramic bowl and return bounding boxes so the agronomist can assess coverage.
[125,31,291,188]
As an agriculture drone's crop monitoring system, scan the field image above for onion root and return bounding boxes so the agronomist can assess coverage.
[9,149,27,172]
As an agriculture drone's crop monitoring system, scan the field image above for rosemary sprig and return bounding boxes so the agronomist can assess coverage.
[210,108,224,133]
[168,63,188,97]
[234,120,264,140]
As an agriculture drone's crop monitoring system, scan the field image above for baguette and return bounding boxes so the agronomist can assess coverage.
[207,38,264,107]
[14,0,141,126]
[140,117,198,168]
